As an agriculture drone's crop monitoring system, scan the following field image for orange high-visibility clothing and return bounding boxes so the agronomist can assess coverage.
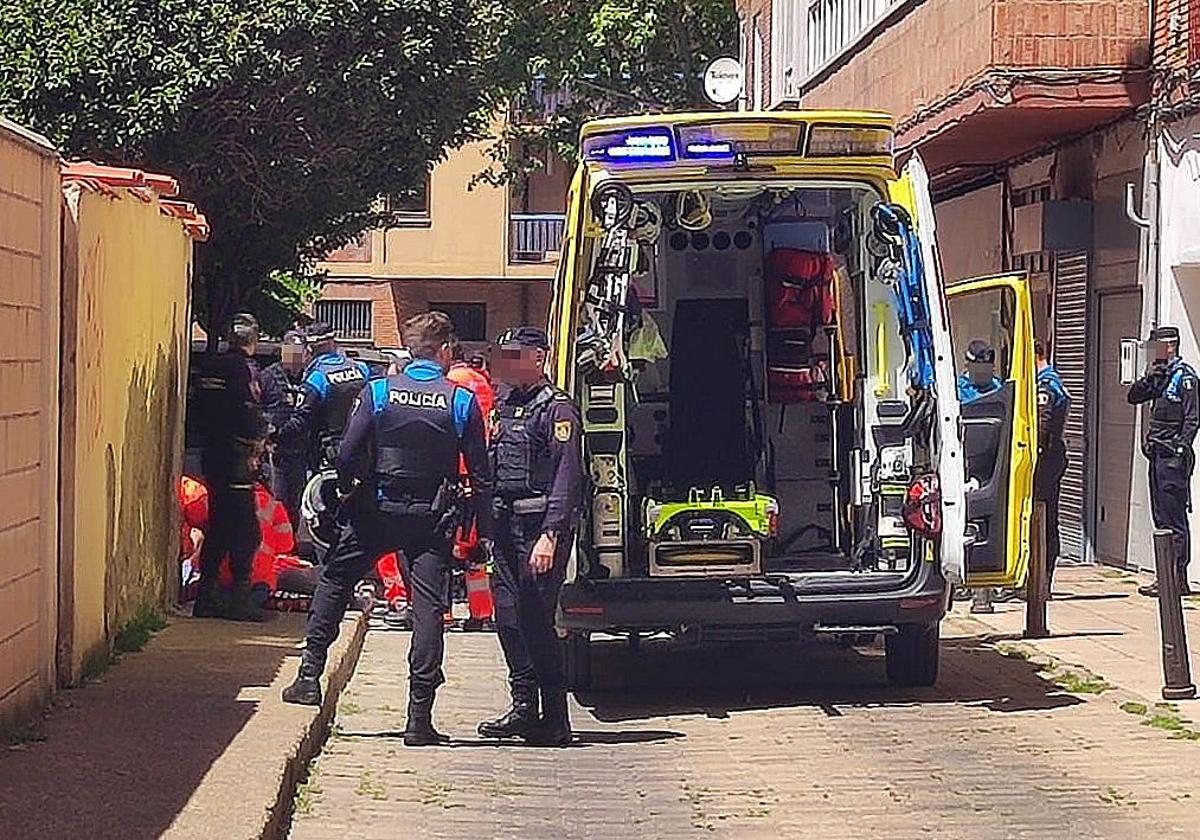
[217,483,292,591]
[376,552,408,607]
[446,362,496,621]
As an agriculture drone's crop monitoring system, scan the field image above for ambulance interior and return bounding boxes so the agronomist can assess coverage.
[577,181,934,579]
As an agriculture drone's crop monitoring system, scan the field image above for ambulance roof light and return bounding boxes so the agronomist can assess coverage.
[807,124,894,157]
[583,131,675,163]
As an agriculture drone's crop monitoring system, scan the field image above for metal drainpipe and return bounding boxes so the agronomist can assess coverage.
[1128,122,1161,334]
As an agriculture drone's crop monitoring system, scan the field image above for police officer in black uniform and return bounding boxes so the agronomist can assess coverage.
[1035,340,1070,588]
[277,322,371,470]
[477,327,583,747]
[260,330,309,528]
[194,313,270,621]
[1128,325,1199,597]
[282,312,493,747]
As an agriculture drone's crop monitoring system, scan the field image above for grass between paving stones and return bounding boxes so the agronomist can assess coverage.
[293,763,323,817]
[1119,700,1200,741]
[355,769,388,800]
[996,642,1114,695]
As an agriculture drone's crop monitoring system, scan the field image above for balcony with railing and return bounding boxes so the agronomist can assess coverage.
[509,213,566,264]
[509,78,576,126]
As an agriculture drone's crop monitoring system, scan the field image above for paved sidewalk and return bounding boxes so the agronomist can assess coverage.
[0,611,366,840]
[290,617,1200,840]
[960,564,1200,703]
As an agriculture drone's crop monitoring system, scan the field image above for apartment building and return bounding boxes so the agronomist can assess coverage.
[739,0,1154,570]
[316,122,568,351]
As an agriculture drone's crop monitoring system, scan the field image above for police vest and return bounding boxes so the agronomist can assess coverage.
[1036,368,1069,448]
[1148,360,1197,451]
[367,368,472,501]
[307,354,370,441]
[494,384,557,500]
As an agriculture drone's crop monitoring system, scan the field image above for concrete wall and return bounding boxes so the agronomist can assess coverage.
[58,183,192,684]
[934,183,1005,282]
[0,119,61,731]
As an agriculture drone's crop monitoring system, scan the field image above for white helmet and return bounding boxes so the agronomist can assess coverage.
[300,469,340,549]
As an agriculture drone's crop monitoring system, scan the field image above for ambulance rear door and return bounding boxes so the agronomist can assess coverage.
[888,154,968,585]
[946,274,1038,588]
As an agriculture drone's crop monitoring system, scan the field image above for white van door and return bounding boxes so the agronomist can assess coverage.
[889,154,968,585]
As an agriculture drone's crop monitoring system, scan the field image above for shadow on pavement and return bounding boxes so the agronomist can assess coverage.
[577,632,1085,723]
[0,616,305,840]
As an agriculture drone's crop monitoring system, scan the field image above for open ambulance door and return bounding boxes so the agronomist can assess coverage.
[889,155,968,585]
[946,275,1038,588]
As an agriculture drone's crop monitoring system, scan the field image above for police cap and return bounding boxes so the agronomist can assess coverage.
[1150,325,1181,342]
[230,312,260,342]
[965,339,995,365]
[495,326,550,351]
[306,321,336,343]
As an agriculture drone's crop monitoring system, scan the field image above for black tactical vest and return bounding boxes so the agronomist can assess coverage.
[312,355,370,442]
[493,384,557,500]
[371,372,462,501]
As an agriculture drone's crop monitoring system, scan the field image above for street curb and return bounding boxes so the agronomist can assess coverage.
[262,613,370,840]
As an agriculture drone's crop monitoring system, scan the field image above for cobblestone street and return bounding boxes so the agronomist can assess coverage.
[289,604,1200,840]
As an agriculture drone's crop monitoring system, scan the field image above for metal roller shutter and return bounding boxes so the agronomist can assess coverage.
[1052,251,1089,562]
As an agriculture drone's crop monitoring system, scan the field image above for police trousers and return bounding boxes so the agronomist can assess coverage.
[492,506,571,699]
[304,498,451,695]
[1034,441,1068,585]
[269,447,308,534]
[198,454,258,594]
[1149,451,1193,580]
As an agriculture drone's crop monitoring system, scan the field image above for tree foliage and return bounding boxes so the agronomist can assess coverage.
[478,0,737,186]
[0,0,514,338]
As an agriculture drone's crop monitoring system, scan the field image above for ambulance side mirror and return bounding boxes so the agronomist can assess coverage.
[1119,338,1140,385]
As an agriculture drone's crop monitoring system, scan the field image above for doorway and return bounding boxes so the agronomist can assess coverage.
[1093,287,1142,566]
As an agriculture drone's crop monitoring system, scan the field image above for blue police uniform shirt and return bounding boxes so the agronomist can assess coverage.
[1036,365,1069,408]
[1163,357,1198,403]
[957,373,1004,405]
[304,351,371,401]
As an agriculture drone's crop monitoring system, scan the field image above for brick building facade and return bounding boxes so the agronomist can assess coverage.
[739,0,1158,572]
[316,130,566,350]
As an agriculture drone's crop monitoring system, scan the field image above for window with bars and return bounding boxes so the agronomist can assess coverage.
[314,300,373,341]
[807,0,901,76]
[430,302,487,342]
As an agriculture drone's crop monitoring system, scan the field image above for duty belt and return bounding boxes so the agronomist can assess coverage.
[498,494,549,516]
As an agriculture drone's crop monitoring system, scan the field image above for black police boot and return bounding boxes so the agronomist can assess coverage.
[477,685,539,739]
[227,581,272,622]
[1138,580,1160,598]
[525,688,572,747]
[403,690,449,747]
[282,651,324,706]
[192,577,226,618]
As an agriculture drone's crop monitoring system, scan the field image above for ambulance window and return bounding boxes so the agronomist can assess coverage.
[948,286,1016,379]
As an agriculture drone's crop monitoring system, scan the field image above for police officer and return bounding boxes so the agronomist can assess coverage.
[1128,325,1199,597]
[477,327,583,747]
[957,339,1004,405]
[194,313,270,621]
[261,330,309,528]
[278,322,371,469]
[282,312,494,747]
[1034,340,1070,589]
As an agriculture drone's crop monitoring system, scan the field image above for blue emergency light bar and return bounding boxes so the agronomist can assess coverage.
[582,119,892,166]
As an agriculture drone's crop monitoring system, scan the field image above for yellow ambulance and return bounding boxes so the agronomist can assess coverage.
[550,111,1036,687]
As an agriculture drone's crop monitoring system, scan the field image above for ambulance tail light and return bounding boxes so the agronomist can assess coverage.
[766,498,780,538]
[903,473,942,538]
[807,125,894,157]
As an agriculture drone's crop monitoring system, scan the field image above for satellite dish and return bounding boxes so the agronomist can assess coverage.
[704,57,745,106]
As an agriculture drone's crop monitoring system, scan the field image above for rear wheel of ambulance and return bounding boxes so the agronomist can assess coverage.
[885,623,940,687]
[562,632,592,692]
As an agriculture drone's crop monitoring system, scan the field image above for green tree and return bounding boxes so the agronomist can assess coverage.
[0,0,514,342]
[479,0,737,186]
